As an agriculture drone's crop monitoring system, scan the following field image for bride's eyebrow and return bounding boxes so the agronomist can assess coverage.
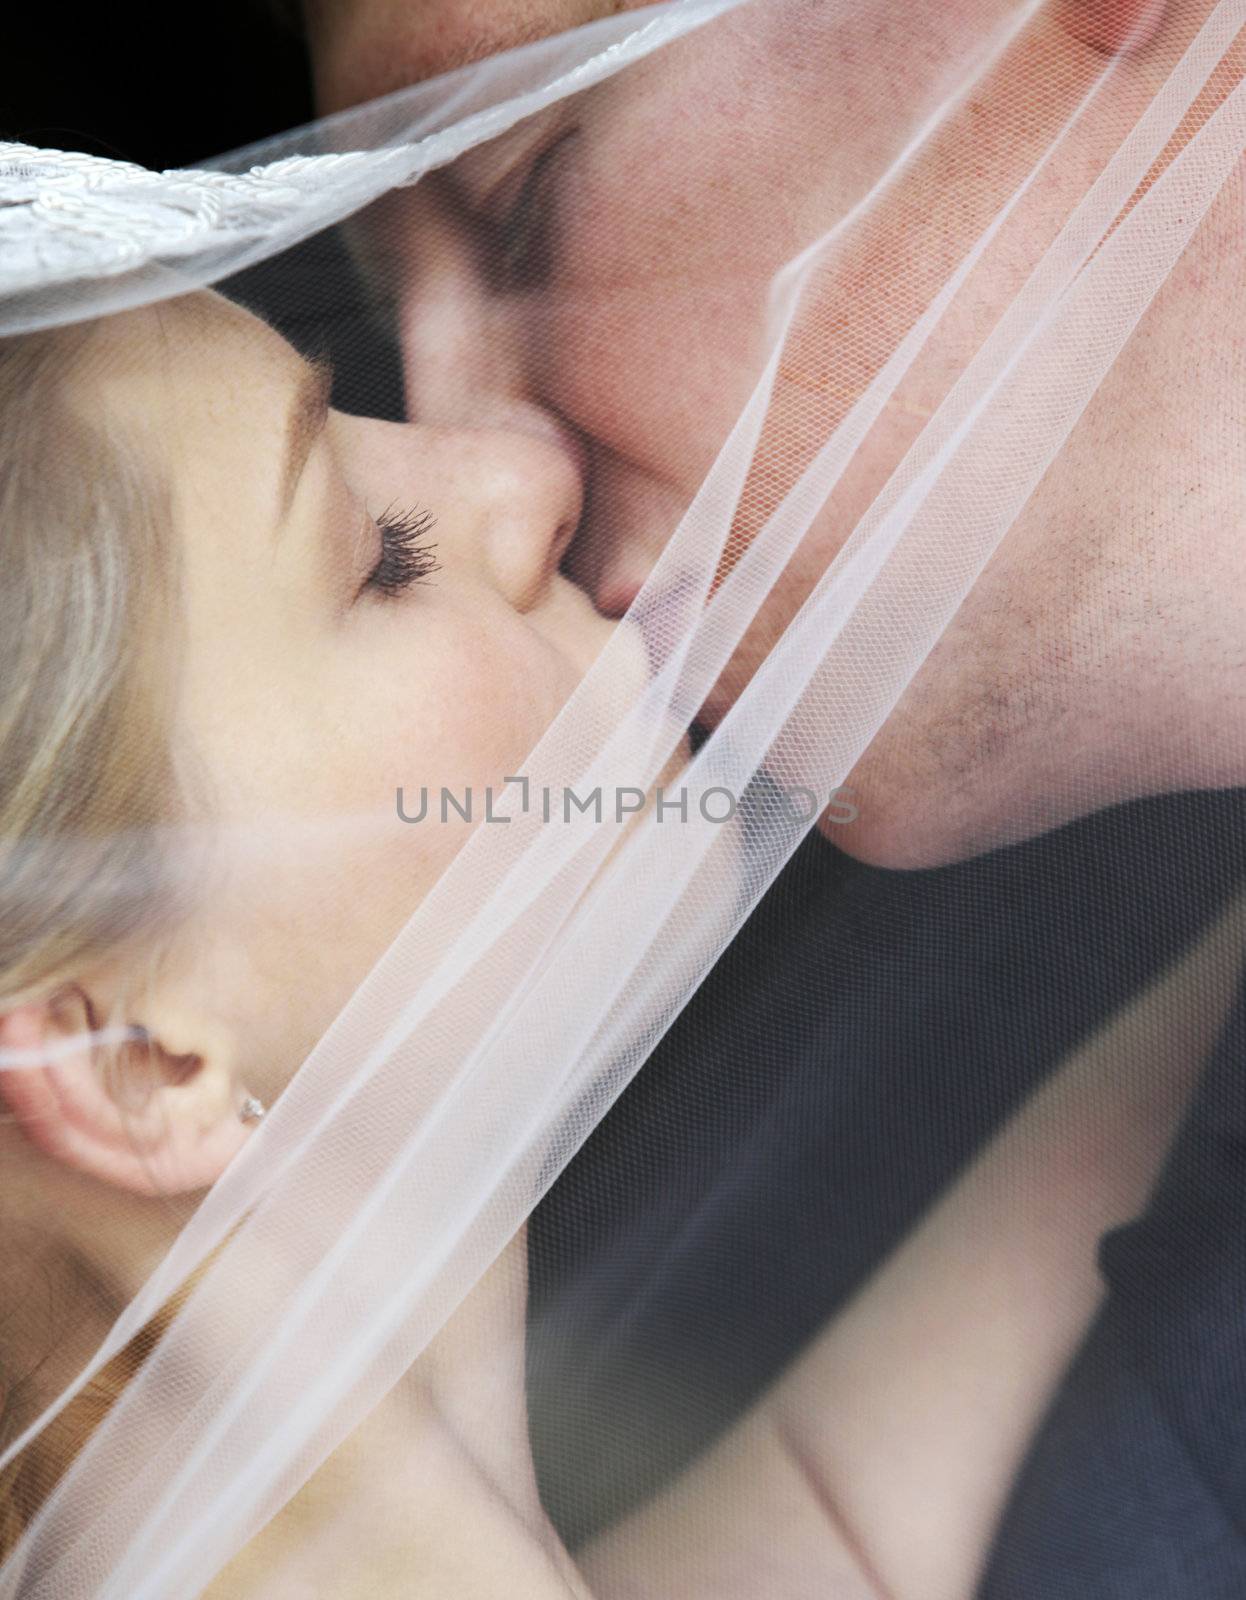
[273,353,335,529]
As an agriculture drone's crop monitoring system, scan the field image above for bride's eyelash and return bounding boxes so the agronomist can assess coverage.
[364,503,440,597]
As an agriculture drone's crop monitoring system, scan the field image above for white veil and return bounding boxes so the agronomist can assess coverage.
[2,1,1245,1594]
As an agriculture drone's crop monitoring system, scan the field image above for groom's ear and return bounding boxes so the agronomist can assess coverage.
[0,984,251,1196]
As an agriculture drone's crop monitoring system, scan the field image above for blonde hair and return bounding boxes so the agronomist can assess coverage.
[0,320,190,1559]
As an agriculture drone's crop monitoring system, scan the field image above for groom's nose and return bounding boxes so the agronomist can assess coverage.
[380,175,593,605]
[382,171,684,620]
[388,173,583,446]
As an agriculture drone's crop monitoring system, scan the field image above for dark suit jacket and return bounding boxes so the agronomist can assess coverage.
[528,788,1246,1564]
[977,967,1246,1597]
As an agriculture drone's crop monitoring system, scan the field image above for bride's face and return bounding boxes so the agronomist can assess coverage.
[85,291,648,1076]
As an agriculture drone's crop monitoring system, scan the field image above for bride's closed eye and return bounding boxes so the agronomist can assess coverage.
[359,503,440,600]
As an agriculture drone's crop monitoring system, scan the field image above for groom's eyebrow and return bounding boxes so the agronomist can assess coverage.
[275,355,335,528]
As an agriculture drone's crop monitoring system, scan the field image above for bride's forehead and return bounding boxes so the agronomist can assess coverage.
[79,293,295,421]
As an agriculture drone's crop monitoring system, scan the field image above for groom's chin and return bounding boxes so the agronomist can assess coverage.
[811,782,1007,873]
[815,748,1143,873]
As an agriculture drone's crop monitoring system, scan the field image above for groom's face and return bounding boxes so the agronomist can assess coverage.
[305,0,644,112]
[323,0,1246,867]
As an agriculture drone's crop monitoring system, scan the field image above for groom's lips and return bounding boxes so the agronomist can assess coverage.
[632,571,706,679]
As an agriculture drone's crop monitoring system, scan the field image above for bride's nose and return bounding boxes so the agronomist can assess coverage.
[435,414,586,611]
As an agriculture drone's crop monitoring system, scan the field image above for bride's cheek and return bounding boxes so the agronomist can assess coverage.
[431,628,574,770]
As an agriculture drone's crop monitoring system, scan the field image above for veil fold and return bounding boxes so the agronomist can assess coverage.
[2,1,1244,1594]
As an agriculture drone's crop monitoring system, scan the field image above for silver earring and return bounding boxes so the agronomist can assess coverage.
[238,1094,266,1124]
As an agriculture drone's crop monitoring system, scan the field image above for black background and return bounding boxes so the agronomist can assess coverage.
[5,3,314,171]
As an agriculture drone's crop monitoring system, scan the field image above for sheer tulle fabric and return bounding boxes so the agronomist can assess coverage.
[1,1,1244,1594]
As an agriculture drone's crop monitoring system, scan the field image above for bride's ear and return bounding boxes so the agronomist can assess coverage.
[0,984,253,1196]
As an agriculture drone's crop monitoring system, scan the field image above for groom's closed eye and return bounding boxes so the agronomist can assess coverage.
[492,124,579,289]
[451,104,579,290]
